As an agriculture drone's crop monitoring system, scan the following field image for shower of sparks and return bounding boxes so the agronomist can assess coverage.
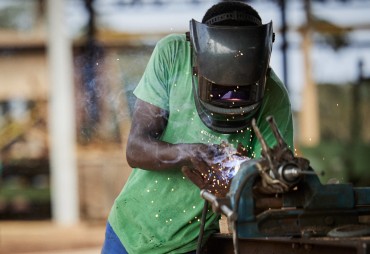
[206,144,250,195]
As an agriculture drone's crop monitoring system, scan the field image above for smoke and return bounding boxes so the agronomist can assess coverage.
[73,47,153,142]
[210,144,250,181]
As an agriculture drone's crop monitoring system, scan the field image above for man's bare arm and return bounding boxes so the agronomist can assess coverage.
[126,99,211,172]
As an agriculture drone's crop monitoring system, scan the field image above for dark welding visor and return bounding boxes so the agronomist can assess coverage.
[198,77,262,108]
[192,74,263,133]
[189,19,273,86]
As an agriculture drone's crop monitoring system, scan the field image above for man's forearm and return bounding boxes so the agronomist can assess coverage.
[126,137,193,171]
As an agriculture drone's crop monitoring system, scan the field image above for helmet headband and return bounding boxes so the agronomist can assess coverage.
[205,11,262,26]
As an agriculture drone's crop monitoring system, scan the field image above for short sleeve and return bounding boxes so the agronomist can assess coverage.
[133,37,172,111]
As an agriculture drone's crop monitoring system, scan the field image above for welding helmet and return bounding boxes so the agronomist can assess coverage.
[188,17,274,133]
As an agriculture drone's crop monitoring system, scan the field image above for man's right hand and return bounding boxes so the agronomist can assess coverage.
[182,143,234,197]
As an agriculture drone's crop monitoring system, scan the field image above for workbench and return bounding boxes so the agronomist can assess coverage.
[205,233,370,254]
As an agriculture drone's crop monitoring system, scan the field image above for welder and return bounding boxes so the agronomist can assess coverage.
[102,1,294,253]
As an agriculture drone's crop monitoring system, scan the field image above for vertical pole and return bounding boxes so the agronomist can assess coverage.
[351,59,364,143]
[279,0,289,91]
[46,0,79,224]
[299,0,320,146]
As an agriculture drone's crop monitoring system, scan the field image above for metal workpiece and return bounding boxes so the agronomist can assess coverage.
[201,190,236,220]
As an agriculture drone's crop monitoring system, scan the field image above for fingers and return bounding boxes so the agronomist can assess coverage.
[182,166,206,189]
[182,166,229,197]
[182,165,233,198]
[236,143,248,156]
[190,155,209,177]
[184,142,250,198]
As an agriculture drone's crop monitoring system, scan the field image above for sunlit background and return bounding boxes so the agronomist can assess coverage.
[0,0,369,253]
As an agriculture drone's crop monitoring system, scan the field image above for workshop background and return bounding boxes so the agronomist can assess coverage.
[0,0,369,253]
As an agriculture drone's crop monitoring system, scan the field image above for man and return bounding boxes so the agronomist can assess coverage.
[102,1,293,253]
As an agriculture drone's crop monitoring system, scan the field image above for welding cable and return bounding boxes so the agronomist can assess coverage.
[231,165,260,254]
[196,200,209,254]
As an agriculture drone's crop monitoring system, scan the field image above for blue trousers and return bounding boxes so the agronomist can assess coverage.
[101,222,128,254]
[101,222,197,254]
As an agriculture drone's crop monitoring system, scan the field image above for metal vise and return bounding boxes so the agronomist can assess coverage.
[201,116,370,240]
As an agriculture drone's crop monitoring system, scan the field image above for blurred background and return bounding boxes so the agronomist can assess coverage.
[0,0,369,253]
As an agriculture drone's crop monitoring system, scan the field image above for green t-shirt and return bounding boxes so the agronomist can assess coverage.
[108,34,293,254]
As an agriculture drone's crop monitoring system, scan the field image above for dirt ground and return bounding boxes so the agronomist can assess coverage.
[0,220,105,254]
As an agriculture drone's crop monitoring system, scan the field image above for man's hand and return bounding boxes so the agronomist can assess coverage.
[182,164,231,198]
[182,142,249,197]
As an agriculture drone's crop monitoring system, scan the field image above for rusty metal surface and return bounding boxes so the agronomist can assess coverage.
[204,234,370,254]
